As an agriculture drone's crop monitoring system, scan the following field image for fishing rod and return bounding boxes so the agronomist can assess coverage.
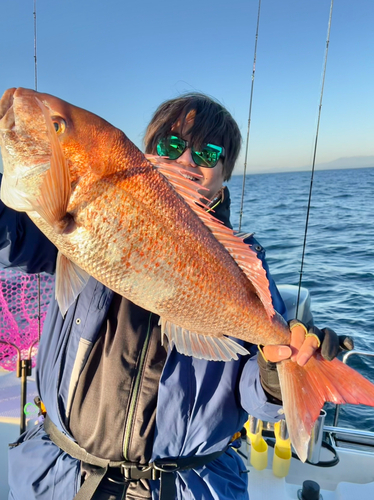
[34,0,38,92]
[296,0,334,316]
[238,0,335,319]
[12,0,41,434]
[33,0,42,342]
[238,0,262,233]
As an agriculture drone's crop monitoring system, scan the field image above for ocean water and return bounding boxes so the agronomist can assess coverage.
[228,166,374,430]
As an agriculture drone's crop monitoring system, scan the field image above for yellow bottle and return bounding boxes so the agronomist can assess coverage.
[272,420,292,478]
[244,417,268,471]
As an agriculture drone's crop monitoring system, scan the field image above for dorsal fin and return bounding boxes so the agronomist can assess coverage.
[146,155,275,318]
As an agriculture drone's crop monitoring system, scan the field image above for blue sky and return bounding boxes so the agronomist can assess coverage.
[0,0,373,174]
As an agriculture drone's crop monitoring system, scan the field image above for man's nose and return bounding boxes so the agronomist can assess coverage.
[176,148,196,167]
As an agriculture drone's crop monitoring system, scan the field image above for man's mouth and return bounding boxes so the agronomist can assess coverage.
[182,172,200,182]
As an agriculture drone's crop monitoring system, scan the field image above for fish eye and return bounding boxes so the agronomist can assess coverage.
[51,116,66,134]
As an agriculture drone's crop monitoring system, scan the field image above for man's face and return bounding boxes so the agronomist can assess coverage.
[162,116,225,201]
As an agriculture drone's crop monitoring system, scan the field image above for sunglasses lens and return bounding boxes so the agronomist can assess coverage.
[156,136,224,168]
[156,136,186,160]
[192,144,224,168]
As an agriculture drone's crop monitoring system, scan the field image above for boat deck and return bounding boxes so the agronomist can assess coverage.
[242,436,374,500]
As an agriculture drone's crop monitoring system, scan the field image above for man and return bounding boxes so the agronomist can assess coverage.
[1,92,346,500]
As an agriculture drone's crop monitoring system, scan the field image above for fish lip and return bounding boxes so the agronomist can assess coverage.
[0,88,39,128]
[0,88,16,122]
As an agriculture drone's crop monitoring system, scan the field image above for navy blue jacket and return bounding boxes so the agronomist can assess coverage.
[1,177,286,500]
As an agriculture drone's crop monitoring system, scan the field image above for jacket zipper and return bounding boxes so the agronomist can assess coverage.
[122,312,153,460]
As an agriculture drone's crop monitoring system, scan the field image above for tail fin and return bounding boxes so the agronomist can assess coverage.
[277,355,374,462]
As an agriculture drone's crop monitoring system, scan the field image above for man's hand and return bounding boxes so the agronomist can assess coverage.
[262,321,354,366]
[262,322,318,366]
[258,321,354,403]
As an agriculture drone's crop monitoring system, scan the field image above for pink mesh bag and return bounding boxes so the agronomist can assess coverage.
[0,269,54,371]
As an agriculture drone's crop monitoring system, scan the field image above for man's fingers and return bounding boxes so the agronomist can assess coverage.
[289,322,324,364]
[296,335,320,366]
[289,324,308,361]
[262,345,292,363]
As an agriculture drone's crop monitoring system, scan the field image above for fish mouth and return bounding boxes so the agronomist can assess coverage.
[0,88,39,130]
[0,87,51,179]
[0,88,17,129]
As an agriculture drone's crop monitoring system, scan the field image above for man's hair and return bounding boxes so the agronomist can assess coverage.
[144,93,242,181]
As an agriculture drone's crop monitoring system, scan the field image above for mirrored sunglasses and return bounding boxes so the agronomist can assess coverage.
[156,135,225,168]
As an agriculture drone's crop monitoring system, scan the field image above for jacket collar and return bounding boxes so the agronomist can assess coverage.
[206,186,232,229]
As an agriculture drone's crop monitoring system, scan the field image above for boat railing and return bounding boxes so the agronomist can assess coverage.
[333,350,374,427]
[324,425,374,448]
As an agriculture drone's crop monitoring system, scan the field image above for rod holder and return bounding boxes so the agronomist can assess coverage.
[245,416,268,471]
[272,419,292,477]
[307,410,326,464]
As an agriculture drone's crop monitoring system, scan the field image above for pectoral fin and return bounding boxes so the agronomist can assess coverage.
[35,98,76,235]
[159,318,249,361]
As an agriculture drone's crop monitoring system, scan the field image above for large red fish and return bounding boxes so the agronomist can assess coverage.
[1,87,373,461]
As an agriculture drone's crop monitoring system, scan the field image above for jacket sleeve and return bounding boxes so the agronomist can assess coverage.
[0,174,57,274]
[239,355,284,422]
[239,235,286,421]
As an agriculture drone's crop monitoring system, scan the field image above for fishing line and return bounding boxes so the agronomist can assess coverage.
[238,0,262,232]
[33,0,38,91]
[296,0,334,317]
[33,0,42,340]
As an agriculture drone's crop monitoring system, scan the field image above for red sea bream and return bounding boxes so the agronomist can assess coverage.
[1,87,374,462]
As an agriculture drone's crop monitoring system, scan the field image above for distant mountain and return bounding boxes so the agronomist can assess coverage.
[312,155,374,171]
[234,155,374,175]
